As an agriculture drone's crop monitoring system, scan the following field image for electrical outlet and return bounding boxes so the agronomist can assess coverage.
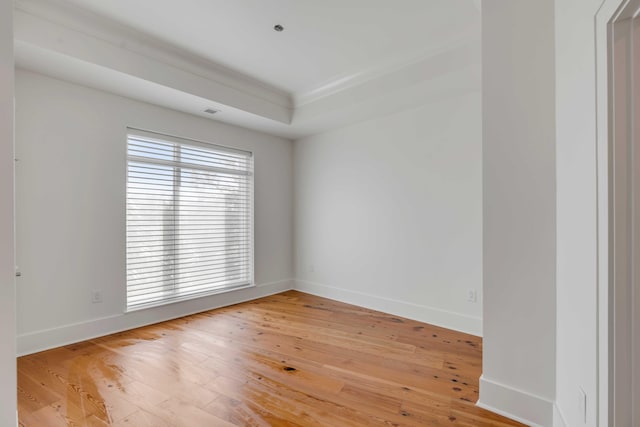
[467,289,478,303]
[92,290,103,304]
[578,387,587,423]
[308,264,315,273]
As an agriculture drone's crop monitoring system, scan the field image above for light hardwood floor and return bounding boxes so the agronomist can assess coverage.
[18,291,524,426]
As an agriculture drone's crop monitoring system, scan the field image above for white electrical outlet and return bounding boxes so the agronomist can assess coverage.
[92,290,103,304]
[308,264,315,273]
[578,387,587,423]
[467,289,478,303]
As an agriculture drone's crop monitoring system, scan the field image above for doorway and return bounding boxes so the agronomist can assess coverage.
[607,1,640,424]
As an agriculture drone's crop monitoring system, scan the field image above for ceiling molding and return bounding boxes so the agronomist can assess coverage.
[14,0,293,109]
[15,41,300,139]
[292,33,479,108]
[14,7,293,125]
[291,42,480,134]
[12,0,481,140]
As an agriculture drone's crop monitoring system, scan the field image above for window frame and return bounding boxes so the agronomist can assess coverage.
[125,128,255,312]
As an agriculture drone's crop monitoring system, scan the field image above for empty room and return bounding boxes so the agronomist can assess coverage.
[1,0,636,426]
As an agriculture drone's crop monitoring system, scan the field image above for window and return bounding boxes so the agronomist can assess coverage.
[126,129,253,311]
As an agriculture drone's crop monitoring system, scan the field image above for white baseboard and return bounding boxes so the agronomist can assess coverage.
[477,375,554,427]
[553,403,568,427]
[17,279,294,356]
[294,279,482,336]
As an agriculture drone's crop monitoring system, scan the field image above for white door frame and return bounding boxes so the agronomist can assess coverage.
[596,0,640,425]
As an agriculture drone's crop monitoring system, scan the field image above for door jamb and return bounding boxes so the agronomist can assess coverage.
[595,0,640,425]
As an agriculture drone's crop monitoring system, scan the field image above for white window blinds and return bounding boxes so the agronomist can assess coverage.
[126,129,253,311]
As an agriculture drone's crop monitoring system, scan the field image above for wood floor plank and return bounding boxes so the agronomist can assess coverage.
[112,409,179,427]
[17,370,61,414]
[18,290,525,426]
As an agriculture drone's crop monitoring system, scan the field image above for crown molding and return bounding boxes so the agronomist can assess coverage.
[15,0,479,112]
[14,0,293,109]
[14,6,293,125]
[292,30,479,107]
[15,41,300,139]
[292,40,480,122]
[13,0,480,140]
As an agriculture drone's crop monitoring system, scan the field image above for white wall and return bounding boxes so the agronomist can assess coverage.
[554,1,604,426]
[480,1,557,425]
[0,0,16,424]
[294,90,483,336]
[15,70,294,355]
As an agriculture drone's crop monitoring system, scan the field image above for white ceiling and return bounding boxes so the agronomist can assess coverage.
[58,0,480,98]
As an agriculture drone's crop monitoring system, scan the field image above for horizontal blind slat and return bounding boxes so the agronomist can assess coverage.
[128,260,251,280]
[127,266,250,289]
[128,146,250,168]
[127,252,249,266]
[127,232,250,244]
[127,275,249,294]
